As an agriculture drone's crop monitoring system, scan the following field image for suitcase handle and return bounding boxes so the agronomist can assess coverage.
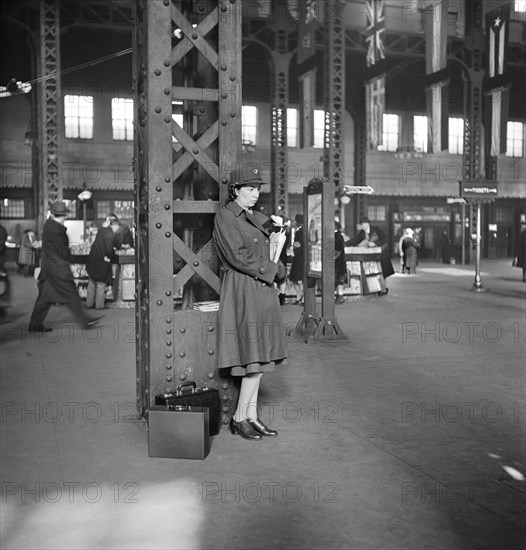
[176,381,197,395]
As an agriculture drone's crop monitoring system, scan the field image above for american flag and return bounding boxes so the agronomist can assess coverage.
[365,0,386,68]
[365,75,385,149]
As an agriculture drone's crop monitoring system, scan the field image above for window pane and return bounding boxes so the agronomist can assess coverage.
[506,121,524,157]
[413,115,428,153]
[287,108,298,148]
[64,95,93,139]
[313,109,325,148]
[448,117,464,155]
[0,199,25,218]
[242,105,258,145]
[112,98,134,141]
[97,200,112,218]
[378,114,399,152]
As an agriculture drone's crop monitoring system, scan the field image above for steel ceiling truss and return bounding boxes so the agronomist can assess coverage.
[134,0,241,421]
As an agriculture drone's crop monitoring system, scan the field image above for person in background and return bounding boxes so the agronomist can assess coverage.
[334,221,347,304]
[401,228,420,274]
[213,165,287,441]
[114,221,134,250]
[398,228,411,274]
[28,201,101,332]
[516,227,526,282]
[0,223,8,272]
[364,217,395,294]
[18,229,37,277]
[86,214,120,310]
[289,214,304,304]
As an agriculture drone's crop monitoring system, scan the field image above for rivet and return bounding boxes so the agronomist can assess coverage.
[193,148,199,154]
[155,223,162,229]
[192,32,198,39]
[165,231,172,237]
[179,374,186,380]
[208,350,214,355]
[221,121,227,126]
[166,317,172,324]
[166,353,172,359]
[221,176,228,183]
[163,0,169,5]
[164,60,170,67]
[220,64,227,71]
[229,76,236,82]
[221,92,227,99]
[155,106,161,113]
[166,376,172,382]
[164,88,171,95]
[165,365,172,370]
[208,372,214,378]
[207,326,214,332]
[157,300,163,305]
[166,341,172,346]
[165,177,171,183]
[156,186,162,192]
[154,69,161,76]
[166,329,172,334]
[221,4,227,11]
[180,351,185,357]
[164,204,170,210]
[193,261,199,267]
[165,291,172,296]
[164,116,171,123]
[180,328,185,333]
[230,111,236,118]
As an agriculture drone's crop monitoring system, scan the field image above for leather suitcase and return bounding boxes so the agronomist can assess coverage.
[148,405,210,459]
[155,381,221,436]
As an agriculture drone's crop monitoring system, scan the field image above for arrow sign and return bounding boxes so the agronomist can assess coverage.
[447,198,467,204]
[342,185,374,195]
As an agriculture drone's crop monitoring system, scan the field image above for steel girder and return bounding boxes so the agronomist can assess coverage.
[134,0,241,422]
[39,0,62,213]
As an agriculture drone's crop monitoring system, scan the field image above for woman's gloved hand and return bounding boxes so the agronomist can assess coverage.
[275,260,287,284]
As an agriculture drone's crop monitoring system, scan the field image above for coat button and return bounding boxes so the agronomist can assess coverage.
[259,268,265,274]
[253,238,258,243]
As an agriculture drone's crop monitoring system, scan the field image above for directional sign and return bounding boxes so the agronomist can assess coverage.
[460,180,498,199]
[447,198,467,204]
[342,185,374,195]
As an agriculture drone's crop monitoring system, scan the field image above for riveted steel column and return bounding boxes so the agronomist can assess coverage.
[270,0,293,215]
[323,0,345,200]
[135,0,175,411]
[462,0,485,264]
[39,0,62,218]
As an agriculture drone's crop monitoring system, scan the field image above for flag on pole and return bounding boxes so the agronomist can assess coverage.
[365,75,385,149]
[364,0,386,69]
[485,87,510,157]
[485,2,511,87]
[423,0,449,152]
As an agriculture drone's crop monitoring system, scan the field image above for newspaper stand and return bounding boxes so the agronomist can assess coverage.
[292,177,347,343]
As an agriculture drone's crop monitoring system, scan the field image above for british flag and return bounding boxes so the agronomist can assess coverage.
[365,0,386,68]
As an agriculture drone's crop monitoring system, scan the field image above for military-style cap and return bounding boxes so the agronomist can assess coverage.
[229,165,268,187]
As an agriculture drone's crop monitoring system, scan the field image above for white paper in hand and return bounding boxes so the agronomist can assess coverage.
[269,230,287,263]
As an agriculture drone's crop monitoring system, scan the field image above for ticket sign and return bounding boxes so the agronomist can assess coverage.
[460,181,498,199]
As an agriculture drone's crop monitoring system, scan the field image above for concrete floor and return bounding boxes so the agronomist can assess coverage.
[0,259,525,550]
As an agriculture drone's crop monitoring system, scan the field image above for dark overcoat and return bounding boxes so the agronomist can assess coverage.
[213,201,287,369]
[369,225,395,279]
[37,217,81,304]
[86,226,115,284]
[289,227,304,283]
[402,237,420,268]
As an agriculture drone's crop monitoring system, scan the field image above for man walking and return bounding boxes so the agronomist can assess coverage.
[86,214,119,309]
[28,201,101,332]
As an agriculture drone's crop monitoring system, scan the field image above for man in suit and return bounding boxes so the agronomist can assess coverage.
[86,214,120,309]
[28,201,101,332]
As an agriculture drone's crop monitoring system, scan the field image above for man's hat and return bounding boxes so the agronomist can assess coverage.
[49,201,71,216]
[229,165,268,187]
[294,214,304,225]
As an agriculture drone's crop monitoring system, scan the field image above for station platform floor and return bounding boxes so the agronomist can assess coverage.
[0,259,525,550]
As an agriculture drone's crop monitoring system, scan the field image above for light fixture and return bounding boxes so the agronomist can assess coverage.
[340,195,351,205]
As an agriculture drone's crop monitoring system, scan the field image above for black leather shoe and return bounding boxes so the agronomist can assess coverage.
[28,326,53,333]
[249,418,278,437]
[229,418,262,440]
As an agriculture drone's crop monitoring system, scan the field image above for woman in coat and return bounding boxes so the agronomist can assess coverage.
[213,166,287,441]
[18,229,37,277]
[402,228,420,274]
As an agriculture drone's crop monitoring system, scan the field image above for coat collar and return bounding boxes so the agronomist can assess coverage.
[225,201,270,236]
